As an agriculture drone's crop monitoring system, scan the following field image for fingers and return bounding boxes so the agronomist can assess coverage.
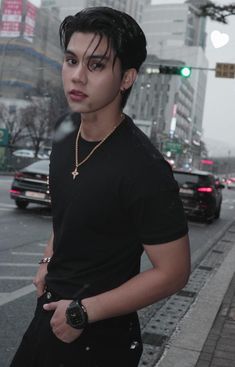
[43,301,58,311]
[33,282,45,297]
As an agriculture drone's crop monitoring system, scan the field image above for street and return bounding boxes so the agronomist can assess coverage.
[1,175,235,366]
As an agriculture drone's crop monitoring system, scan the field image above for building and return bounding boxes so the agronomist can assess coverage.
[42,0,86,20]
[42,0,151,22]
[0,0,62,101]
[126,54,194,168]
[86,0,151,22]
[139,1,209,167]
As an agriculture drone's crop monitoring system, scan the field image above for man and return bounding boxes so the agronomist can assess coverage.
[10,7,190,367]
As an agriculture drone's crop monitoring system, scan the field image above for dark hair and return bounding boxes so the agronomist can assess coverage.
[59,7,147,108]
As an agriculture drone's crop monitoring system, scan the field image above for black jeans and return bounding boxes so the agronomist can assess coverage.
[10,291,143,367]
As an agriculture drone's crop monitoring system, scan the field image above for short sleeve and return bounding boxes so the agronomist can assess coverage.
[125,160,188,245]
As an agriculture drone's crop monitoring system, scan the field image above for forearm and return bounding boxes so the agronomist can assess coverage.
[43,231,54,258]
[33,230,54,295]
[83,236,190,324]
[83,265,188,324]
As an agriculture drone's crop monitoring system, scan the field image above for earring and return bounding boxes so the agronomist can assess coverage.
[120,88,126,95]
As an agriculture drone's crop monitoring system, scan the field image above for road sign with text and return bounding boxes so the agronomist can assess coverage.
[215,63,235,78]
[164,142,182,154]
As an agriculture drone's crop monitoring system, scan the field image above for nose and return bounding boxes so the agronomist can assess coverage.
[72,62,87,84]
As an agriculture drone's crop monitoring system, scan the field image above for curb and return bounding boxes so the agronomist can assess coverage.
[155,237,235,367]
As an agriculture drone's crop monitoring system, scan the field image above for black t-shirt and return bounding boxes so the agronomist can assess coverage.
[46,113,188,299]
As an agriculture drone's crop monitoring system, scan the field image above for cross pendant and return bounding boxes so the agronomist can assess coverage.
[71,167,79,180]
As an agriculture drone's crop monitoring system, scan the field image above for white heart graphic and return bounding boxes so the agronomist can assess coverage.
[210,30,229,49]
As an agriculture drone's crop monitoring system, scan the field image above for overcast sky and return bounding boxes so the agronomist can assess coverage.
[151,0,235,157]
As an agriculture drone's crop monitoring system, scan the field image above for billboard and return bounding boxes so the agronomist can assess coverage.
[0,0,39,41]
[23,0,37,42]
[0,0,23,37]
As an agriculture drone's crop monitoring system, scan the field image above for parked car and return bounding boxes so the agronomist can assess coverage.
[10,160,50,209]
[227,177,235,189]
[12,149,35,158]
[173,169,225,223]
[12,149,50,159]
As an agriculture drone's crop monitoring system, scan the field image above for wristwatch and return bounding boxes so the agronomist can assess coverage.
[66,299,88,329]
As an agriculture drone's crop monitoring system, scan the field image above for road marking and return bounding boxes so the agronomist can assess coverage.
[0,202,15,208]
[38,243,46,247]
[0,284,35,306]
[11,251,43,256]
[0,276,33,280]
[0,263,38,267]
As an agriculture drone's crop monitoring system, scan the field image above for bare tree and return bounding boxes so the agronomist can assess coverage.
[36,80,68,125]
[20,82,68,157]
[199,2,235,23]
[21,98,51,157]
[0,103,27,148]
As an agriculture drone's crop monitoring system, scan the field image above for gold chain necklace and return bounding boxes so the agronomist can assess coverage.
[71,114,124,180]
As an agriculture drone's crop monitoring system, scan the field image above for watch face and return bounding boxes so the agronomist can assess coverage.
[66,300,88,329]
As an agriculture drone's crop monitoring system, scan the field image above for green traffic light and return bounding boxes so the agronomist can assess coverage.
[180,66,191,78]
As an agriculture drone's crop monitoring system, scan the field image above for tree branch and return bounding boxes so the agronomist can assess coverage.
[199,3,235,24]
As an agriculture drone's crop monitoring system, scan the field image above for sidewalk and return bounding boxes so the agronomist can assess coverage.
[195,272,235,367]
[155,222,235,367]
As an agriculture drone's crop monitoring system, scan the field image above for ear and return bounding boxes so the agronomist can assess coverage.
[121,68,137,91]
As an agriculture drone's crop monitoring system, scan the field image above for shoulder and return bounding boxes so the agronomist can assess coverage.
[119,115,176,189]
[121,116,164,164]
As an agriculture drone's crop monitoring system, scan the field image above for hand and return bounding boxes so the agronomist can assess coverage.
[43,300,83,343]
[33,264,48,297]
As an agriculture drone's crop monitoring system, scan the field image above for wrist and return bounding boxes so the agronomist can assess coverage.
[38,257,51,264]
[66,299,88,329]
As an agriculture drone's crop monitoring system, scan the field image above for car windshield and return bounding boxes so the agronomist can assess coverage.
[23,160,49,171]
[174,172,211,187]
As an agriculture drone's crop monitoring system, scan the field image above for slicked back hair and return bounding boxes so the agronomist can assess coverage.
[59,7,147,108]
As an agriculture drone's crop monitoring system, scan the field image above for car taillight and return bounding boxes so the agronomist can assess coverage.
[15,172,24,178]
[9,189,20,195]
[197,187,213,193]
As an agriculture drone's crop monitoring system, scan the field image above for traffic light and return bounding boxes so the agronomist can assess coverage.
[159,65,192,78]
[180,66,192,78]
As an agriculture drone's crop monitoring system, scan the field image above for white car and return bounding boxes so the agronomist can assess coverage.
[227,177,235,189]
[13,149,49,159]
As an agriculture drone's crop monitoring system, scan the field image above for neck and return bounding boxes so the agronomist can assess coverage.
[80,111,124,142]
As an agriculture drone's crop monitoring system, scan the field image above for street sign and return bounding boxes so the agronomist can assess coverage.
[164,141,182,154]
[215,63,235,78]
[0,128,9,146]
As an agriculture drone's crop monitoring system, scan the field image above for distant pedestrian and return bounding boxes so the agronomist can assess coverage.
[10,6,190,367]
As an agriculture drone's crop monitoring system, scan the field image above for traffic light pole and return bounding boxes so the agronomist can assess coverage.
[180,64,235,78]
[145,63,235,78]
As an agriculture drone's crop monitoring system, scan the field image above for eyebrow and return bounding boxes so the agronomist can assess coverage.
[64,49,110,61]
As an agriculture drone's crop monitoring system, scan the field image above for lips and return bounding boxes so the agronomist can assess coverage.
[69,90,88,101]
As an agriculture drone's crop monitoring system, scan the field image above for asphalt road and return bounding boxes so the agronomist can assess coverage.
[1,175,235,366]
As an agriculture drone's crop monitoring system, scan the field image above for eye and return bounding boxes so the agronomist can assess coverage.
[88,61,104,71]
[65,57,77,65]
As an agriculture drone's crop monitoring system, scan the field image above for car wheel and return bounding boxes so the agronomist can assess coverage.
[204,211,213,224]
[15,199,29,209]
[214,203,221,219]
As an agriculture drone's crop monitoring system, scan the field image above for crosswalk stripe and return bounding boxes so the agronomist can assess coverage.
[0,276,33,280]
[11,252,43,256]
[0,263,38,267]
[0,284,35,306]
